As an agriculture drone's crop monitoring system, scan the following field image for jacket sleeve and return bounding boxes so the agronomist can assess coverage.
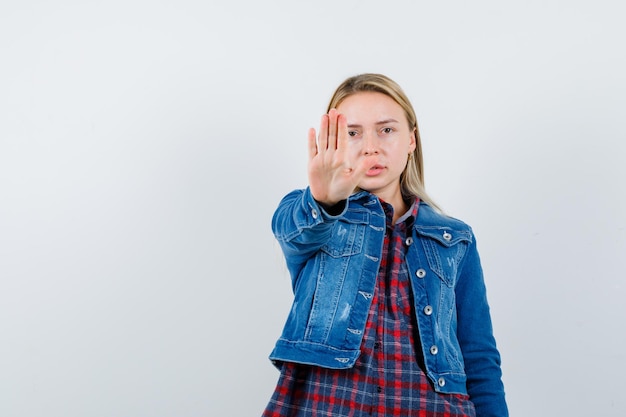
[454,232,509,417]
[271,188,347,287]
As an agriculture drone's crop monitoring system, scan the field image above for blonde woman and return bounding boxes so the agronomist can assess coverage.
[263,74,508,417]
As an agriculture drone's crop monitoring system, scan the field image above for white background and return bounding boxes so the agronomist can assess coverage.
[1,1,625,416]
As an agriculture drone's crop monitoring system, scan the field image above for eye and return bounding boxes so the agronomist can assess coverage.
[348,130,359,137]
[381,127,394,134]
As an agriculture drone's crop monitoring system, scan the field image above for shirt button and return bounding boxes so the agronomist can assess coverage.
[374,341,382,350]
[430,345,439,355]
[423,305,433,315]
[377,386,383,393]
[438,377,446,387]
[443,231,452,241]
[311,208,318,219]
[415,268,426,278]
[405,236,413,246]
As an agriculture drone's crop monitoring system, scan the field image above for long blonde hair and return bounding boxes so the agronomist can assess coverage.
[327,73,440,211]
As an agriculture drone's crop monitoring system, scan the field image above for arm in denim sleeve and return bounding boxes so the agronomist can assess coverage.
[271,188,347,285]
[455,232,508,417]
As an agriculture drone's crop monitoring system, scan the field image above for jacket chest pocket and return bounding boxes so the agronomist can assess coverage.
[417,228,471,287]
[321,211,369,257]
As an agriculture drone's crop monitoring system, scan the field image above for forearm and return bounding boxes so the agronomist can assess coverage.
[272,187,347,273]
[455,238,508,417]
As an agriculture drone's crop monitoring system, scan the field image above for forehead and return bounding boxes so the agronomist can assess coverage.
[336,92,406,123]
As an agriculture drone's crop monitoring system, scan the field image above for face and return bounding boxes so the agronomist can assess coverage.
[336,91,416,203]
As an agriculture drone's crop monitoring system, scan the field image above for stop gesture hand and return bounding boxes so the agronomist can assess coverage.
[307,109,372,207]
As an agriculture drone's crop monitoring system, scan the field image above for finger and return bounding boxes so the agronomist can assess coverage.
[327,108,338,150]
[318,114,329,151]
[336,113,347,151]
[307,127,318,159]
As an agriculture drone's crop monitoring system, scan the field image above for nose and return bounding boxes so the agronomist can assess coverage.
[362,131,379,155]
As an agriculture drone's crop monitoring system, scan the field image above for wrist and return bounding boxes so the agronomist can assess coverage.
[317,199,346,216]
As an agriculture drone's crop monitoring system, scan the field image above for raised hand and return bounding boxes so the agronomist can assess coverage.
[307,109,372,207]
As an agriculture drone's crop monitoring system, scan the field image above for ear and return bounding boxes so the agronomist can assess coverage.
[408,128,417,153]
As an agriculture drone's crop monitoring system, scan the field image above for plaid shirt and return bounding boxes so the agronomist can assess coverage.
[263,200,476,417]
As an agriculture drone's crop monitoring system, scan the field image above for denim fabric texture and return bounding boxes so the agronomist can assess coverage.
[269,187,508,417]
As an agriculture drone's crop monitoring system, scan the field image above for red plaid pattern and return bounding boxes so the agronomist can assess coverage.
[263,201,476,417]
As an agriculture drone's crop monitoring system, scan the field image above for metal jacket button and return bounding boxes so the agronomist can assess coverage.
[438,377,446,387]
[443,231,452,241]
[311,208,318,219]
[423,305,433,315]
[430,345,438,355]
[405,236,413,246]
[416,269,426,278]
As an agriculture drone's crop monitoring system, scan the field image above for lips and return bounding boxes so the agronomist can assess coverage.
[366,164,385,176]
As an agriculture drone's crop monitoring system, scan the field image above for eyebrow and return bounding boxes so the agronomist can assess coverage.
[347,118,400,128]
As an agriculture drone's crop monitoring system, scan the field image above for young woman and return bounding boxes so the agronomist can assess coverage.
[263,73,508,417]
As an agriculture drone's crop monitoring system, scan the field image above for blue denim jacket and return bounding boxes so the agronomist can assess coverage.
[269,188,508,417]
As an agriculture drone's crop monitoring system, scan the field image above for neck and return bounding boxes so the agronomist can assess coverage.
[390,197,408,224]
[375,190,408,224]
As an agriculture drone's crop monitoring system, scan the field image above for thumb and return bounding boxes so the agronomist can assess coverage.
[350,154,378,180]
